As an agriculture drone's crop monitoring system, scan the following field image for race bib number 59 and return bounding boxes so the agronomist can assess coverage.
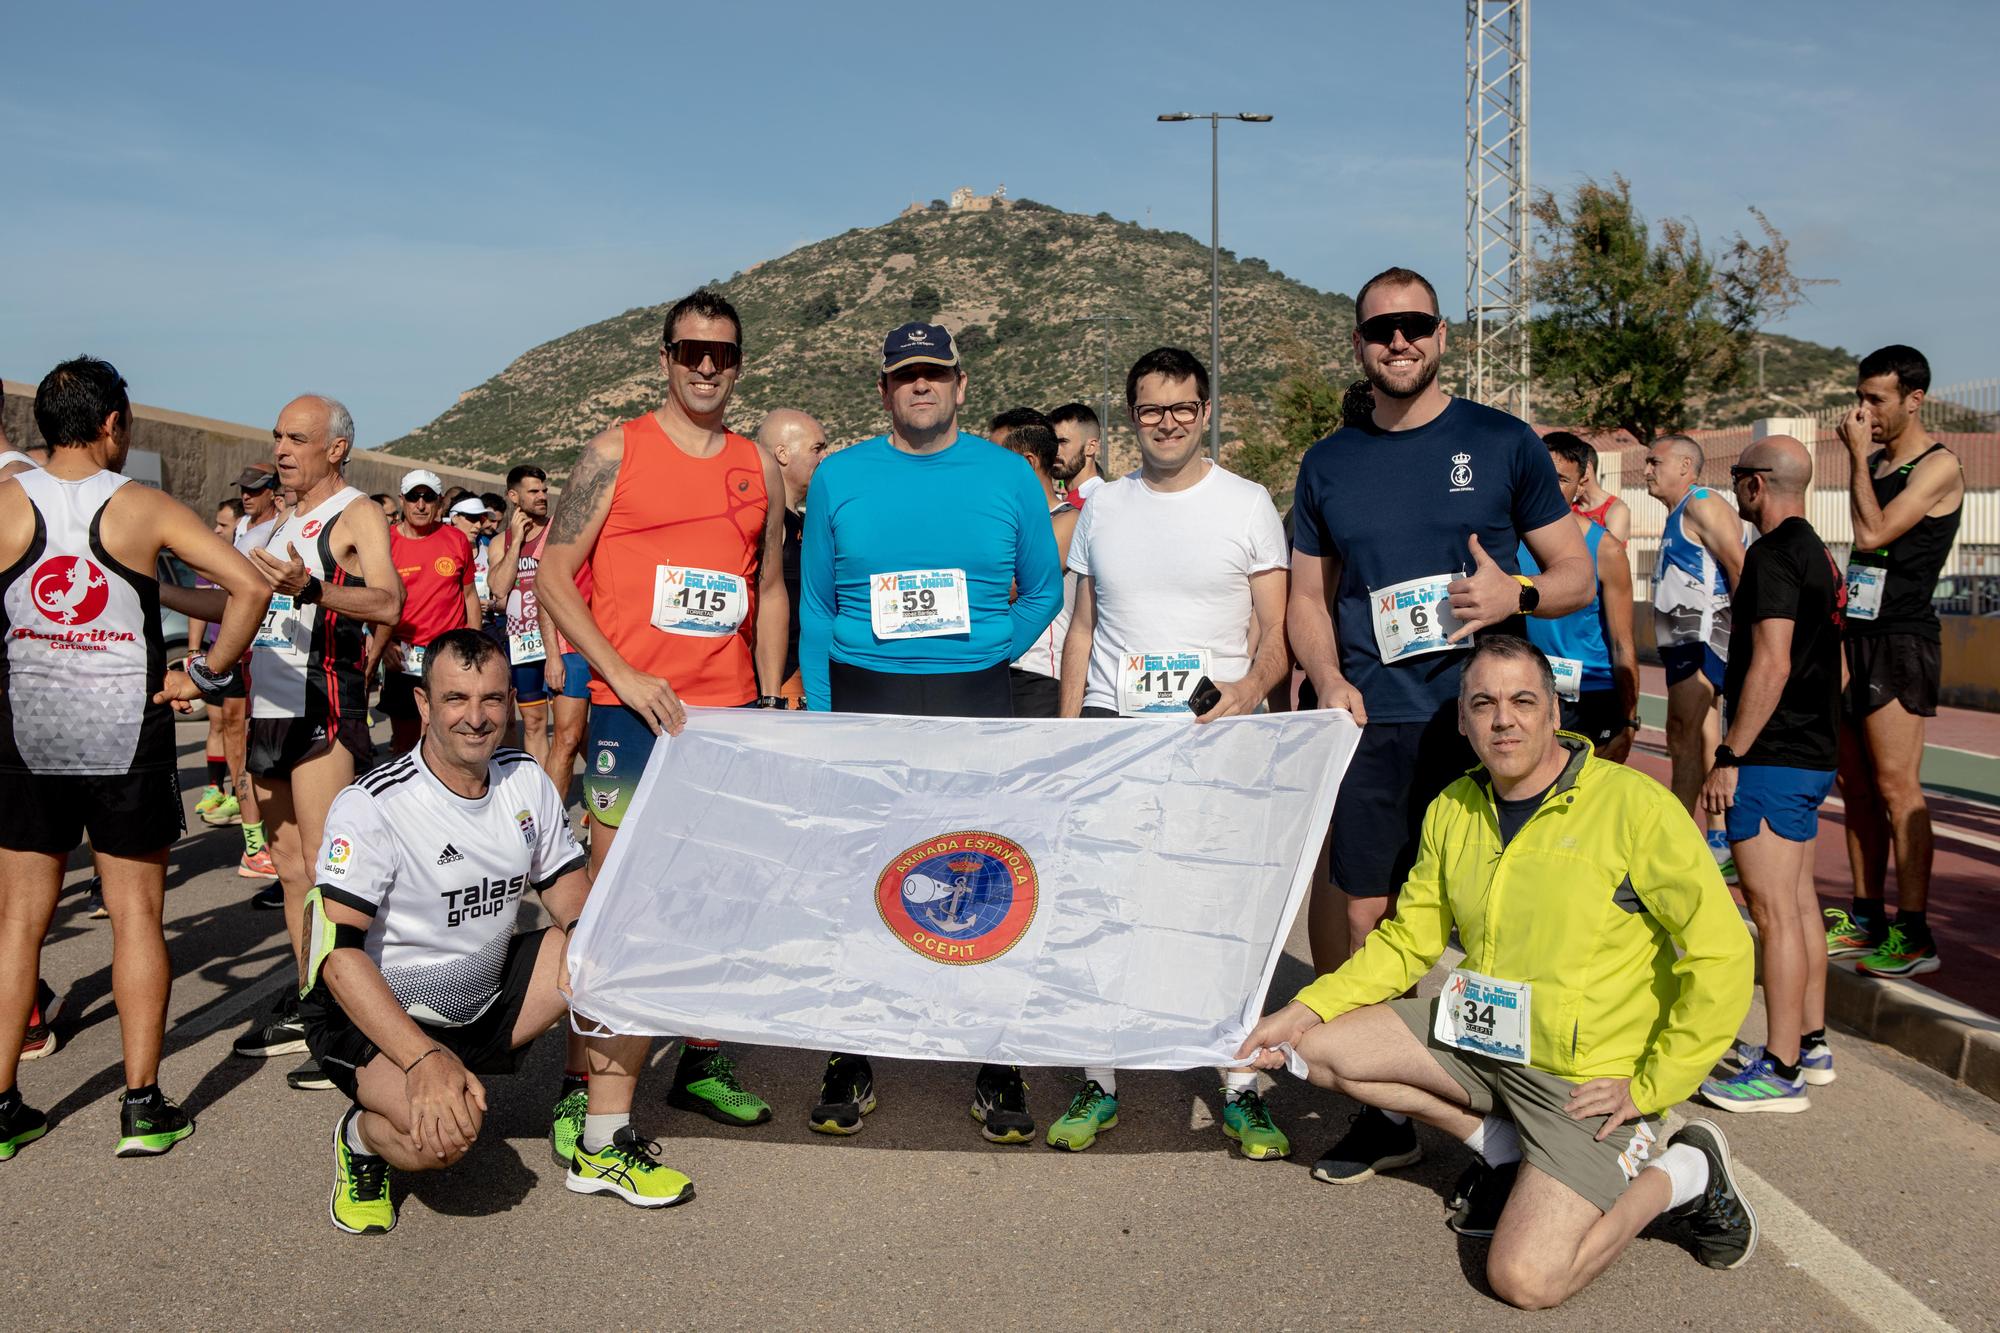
[870,569,970,640]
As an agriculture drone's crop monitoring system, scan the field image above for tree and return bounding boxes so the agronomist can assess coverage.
[801,288,840,326]
[1530,175,1821,443]
[909,283,942,318]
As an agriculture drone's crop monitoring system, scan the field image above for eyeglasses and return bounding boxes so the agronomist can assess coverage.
[1357,311,1442,344]
[1132,400,1205,427]
[664,338,742,371]
[1728,465,1773,481]
[405,489,439,503]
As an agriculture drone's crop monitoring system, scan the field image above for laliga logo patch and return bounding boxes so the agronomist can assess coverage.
[326,837,353,876]
[875,832,1037,966]
[29,556,110,626]
[1448,451,1475,493]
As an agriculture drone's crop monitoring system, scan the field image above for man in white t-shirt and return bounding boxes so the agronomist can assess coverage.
[301,629,687,1235]
[1055,346,1293,1158]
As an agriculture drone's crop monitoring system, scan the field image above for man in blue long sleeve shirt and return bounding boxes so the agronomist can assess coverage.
[798,321,1061,1143]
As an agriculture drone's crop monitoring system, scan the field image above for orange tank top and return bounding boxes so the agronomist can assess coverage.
[587,414,768,707]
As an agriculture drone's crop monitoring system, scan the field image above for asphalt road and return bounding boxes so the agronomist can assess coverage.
[6,720,1999,1331]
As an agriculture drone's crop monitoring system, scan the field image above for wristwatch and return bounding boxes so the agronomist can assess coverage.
[297,574,324,605]
[1623,717,1642,732]
[756,695,789,710]
[1513,574,1540,615]
[1712,744,1740,769]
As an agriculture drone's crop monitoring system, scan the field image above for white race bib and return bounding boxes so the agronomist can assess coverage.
[1434,968,1532,1065]
[508,624,546,665]
[253,594,296,651]
[651,565,749,638]
[1549,656,1583,702]
[869,568,970,640]
[1370,573,1468,665]
[1845,563,1885,622]
[395,641,426,678]
[1117,650,1211,716]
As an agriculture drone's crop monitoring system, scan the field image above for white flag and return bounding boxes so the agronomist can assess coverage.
[567,708,1360,1069]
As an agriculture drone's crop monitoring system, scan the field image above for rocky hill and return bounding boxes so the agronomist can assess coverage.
[385,201,1858,487]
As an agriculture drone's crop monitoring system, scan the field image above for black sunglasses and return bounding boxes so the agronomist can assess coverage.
[405,489,440,502]
[664,338,742,371]
[1357,311,1442,345]
[1728,465,1773,481]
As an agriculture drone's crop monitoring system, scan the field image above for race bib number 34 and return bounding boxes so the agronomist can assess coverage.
[870,568,970,640]
[1370,573,1468,665]
[1434,967,1532,1065]
[651,565,749,638]
[1845,563,1885,621]
[1118,650,1210,715]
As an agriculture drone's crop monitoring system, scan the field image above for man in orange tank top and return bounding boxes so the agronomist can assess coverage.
[536,288,790,1159]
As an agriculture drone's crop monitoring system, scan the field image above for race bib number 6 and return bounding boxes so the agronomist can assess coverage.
[870,568,970,640]
[651,565,749,638]
[1434,967,1532,1065]
[1370,573,1468,665]
[1118,650,1211,715]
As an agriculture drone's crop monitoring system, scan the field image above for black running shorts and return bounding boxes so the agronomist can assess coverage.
[247,715,373,779]
[303,927,550,1101]
[828,659,1013,719]
[1843,632,1940,719]
[1329,707,1475,898]
[0,765,185,857]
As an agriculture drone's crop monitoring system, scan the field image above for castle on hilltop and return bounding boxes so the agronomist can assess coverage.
[900,184,1010,218]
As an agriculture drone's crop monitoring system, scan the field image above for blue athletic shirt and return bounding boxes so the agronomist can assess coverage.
[1290,397,1572,723]
[800,431,1062,711]
[1520,521,1612,690]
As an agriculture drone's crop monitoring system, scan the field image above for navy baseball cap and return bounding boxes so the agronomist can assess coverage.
[881,322,960,374]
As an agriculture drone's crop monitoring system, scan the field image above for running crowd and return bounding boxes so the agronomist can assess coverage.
[0,272,1965,1309]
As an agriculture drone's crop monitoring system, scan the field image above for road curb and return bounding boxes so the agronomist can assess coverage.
[1823,958,2000,1102]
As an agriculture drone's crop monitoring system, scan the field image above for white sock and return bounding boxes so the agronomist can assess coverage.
[1650,1143,1710,1210]
[581,1111,630,1154]
[1460,1115,1522,1167]
[1381,1110,1410,1125]
[1084,1067,1118,1096]
[344,1110,375,1156]
[1221,1069,1258,1100]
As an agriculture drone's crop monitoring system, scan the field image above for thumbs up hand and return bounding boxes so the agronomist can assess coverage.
[1445,534,1520,642]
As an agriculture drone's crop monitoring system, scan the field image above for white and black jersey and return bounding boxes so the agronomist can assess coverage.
[314,743,584,1026]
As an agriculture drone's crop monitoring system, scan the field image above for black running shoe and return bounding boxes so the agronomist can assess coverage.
[809,1055,876,1135]
[0,1094,50,1161]
[115,1091,194,1157]
[250,882,284,911]
[1446,1159,1520,1238]
[1664,1118,1758,1270]
[1311,1107,1423,1184]
[970,1064,1034,1144]
[288,1056,336,1091]
[234,994,308,1059]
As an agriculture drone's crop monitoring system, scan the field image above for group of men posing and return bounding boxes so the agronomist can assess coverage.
[0,270,1964,1309]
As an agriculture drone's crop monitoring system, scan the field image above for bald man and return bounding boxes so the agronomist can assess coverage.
[1643,434,1747,876]
[1697,437,1844,1113]
[756,409,828,703]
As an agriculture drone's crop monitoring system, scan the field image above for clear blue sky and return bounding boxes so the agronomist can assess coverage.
[6,1,1995,442]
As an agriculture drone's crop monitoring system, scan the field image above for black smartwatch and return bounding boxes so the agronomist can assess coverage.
[297,574,324,605]
[1712,744,1740,769]
[756,695,788,710]
[1623,717,1642,732]
[1513,574,1540,615]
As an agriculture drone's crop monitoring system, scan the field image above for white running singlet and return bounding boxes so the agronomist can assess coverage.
[315,744,584,1027]
[250,485,368,722]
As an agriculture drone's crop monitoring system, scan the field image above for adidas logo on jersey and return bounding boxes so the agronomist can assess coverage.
[436,844,464,866]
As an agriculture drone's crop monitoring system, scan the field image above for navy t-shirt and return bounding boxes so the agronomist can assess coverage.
[1291,397,1572,723]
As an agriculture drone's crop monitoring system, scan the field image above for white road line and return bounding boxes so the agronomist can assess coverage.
[1816,793,2000,857]
[175,968,293,1039]
[1732,1157,1958,1332]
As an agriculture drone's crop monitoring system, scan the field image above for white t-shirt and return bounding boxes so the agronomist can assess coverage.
[1066,463,1287,715]
[315,743,585,1026]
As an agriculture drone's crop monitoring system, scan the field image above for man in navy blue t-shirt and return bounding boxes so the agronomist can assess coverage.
[1287,265,1593,1187]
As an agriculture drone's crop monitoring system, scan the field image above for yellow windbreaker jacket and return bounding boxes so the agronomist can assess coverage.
[1296,735,1753,1115]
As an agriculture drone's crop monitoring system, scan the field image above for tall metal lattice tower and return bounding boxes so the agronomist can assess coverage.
[1465,0,1531,419]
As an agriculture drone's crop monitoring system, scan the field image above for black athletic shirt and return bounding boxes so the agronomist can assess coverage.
[781,505,804,682]
[1725,516,1844,770]
[1846,444,1960,641]
[1494,776,1557,847]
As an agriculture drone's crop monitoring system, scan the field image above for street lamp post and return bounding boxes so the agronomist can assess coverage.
[1157,112,1273,460]
[1073,313,1137,473]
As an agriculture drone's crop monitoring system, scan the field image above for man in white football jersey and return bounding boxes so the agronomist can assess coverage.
[301,629,683,1234]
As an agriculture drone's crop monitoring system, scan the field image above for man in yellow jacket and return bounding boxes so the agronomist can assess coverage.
[1241,635,1757,1310]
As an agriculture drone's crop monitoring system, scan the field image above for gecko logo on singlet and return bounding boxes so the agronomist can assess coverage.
[30,557,110,626]
[441,873,528,928]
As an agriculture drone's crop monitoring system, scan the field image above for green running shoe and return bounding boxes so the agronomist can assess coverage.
[567,1127,694,1208]
[1857,923,1940,978]
[115,1092,194,1157]
[1221,1087,1290,1160]
[1046,1080,1119,1152]
[193,784,225,817]
[201,793,242,827]
[1824,907,1882,959]
[551,1082,588,1166]
[329,1107,395,1235]
[0,1096,50,1161]
[667,1050,772,1126]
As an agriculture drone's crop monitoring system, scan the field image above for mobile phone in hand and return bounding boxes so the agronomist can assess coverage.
[1186,675,1222,716]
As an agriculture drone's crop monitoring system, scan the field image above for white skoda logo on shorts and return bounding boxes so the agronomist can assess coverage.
[1449,451,1475,493]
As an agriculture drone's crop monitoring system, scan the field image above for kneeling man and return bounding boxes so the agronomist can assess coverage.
[1243,636,1757,1309]
[301,629,686,1234]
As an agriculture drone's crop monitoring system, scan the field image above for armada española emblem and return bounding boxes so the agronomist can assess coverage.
[1449,451,1475,492]
[874,831,1038,966]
